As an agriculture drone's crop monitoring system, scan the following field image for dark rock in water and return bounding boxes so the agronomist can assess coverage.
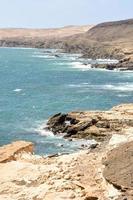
[54,54,61,58]
[58,143,64,147]
[106,63,116,70]
[47,113,67,134]
[91,57,133,71]
[47,104,133,141]
[47,113,80,135]
[106,61,133,71]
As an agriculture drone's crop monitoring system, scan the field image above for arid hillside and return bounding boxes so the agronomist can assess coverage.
[0,19,133,61]
[0,25,93,39]
[86,19,133,42]
[60,19,133,60]
[0,25,93,48]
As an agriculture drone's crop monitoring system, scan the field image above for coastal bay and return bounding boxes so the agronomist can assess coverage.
[0,14,132,200]
[0,48,133,154]
[0,19,133,71]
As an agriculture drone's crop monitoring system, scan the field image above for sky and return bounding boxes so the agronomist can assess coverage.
[0,0,132,28]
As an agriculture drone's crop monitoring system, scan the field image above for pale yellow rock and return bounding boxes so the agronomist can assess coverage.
[0,104,133,200]
[0,141,34,163]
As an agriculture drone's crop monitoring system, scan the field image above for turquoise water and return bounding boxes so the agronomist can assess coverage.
[0,48,133,154]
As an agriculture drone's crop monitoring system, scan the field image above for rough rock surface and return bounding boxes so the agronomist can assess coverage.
[92,57,133,71]
[103,141,133,199]
[0,141,34,163]
[0,104,133,200]
[47,104,133,141]
[0,145,120,200]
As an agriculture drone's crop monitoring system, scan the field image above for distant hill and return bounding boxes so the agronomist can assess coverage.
[0,26,93,39]
[0,19,133,60]
[0,25,93,46]
[60,19,133,59]
[86,18,133,42]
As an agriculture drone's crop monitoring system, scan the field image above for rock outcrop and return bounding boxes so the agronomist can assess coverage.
[103,141,133,199]
[47,104,133,141]
[0,104,133,199]
[0,141,34,163]
[92,57,133,71]
[0,142,121,200]
[60,19,133,63]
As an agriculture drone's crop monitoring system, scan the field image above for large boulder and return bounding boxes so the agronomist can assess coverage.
[103,141,133,198]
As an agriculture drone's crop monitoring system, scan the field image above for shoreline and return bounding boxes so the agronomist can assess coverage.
[0,103,133,199]
[0,45,132,71]
[0,18,132,71]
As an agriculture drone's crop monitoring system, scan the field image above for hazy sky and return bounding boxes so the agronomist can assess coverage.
[0,0,132,28]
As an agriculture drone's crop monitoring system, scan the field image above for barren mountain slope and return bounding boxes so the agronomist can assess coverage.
[0,19,133,61]
[86,19,133,42]
[60,19,133,60]
[0,25,92,40]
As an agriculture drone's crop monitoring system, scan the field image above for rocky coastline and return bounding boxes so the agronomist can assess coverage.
[0,103,133,200]
[46,104,133,141]
[91,57,133,71]
[0,19,133,71]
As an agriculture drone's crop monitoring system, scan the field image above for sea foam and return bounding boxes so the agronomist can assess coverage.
[36,121,54,137]
[13,88,22,92]
[68,83,133,92]
[71,62,91,71]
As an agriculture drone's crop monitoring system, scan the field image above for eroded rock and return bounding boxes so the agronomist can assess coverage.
[103,141,133,197]
[0,141,34,163]
[47,104,133,141]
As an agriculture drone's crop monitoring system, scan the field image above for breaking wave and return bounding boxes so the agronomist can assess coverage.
[68,83,133,92]
[35,121,54,137]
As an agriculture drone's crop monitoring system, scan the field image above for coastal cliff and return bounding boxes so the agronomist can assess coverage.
[0,19,133,70]
[61,19,133,70]
[0,19,133,71]
[0,104,133,200]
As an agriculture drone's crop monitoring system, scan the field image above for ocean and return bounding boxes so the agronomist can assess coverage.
[0,47,133,154]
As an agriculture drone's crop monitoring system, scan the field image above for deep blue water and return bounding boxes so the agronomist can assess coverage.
[0,48,133,154]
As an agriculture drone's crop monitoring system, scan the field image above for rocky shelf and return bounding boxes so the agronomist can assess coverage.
[46,104,133,141]
[0,104,133,199]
